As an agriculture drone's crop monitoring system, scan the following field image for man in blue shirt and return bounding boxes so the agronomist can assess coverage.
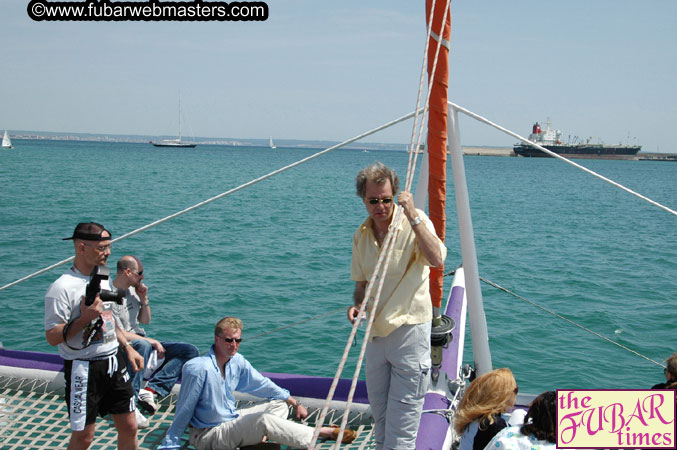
[159,316,356,449]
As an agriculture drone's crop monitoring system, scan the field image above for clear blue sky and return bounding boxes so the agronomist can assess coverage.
[1,0,675,151]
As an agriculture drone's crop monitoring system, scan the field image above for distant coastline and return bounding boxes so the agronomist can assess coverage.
[7,130,511,154]
[8,132,674,160]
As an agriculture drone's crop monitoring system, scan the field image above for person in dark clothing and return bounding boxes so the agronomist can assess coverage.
[652,353,677,390]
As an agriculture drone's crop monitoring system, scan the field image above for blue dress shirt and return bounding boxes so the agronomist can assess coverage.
[159,346,290,449]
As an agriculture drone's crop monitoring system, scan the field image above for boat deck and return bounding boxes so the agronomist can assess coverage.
[0,374,375,449]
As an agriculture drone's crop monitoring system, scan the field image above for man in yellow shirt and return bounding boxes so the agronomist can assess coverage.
[348,162,446,450]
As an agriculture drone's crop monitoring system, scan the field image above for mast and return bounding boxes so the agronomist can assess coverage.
[178,96,182,141]
[425,0,492,376]
[425,0,450,317]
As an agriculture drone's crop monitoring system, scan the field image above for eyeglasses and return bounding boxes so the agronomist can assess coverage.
[218,336,242,344]
[83,242,111,252]
[367,197,393,205]
[131,270,143,276]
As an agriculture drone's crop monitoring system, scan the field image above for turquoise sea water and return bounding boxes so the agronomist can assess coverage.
[0,139,675,394]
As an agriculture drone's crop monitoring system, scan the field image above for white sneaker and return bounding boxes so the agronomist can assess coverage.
[135,409,149,429]
[138,388,159,414]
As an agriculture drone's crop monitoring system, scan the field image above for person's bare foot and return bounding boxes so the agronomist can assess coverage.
[319,426,357,444]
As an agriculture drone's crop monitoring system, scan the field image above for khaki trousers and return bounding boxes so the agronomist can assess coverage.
[365,322,431,450]
[189,400,315,450]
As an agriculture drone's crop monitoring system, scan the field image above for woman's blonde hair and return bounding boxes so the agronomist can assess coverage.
[453,368,517,434]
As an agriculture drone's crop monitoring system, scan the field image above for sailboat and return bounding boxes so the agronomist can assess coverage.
[2,130,13,149]
[150,98,197,148]
[270,136,277,149]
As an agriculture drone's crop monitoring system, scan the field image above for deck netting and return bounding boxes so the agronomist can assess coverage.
[0,375,374,449]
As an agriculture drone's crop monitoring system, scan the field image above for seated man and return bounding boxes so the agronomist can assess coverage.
[158,316,357,450]
[112,255,199,425]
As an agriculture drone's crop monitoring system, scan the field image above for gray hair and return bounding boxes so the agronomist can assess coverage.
[666,353,677,378]
[355,162,399,198]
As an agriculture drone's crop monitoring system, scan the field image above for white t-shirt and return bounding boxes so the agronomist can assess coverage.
[44,267,118,360]
[485,426,555,450]
[113,286,146,336]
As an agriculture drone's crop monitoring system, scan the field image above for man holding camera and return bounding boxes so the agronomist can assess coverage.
[112,255,199,427]
[44,222,144,450]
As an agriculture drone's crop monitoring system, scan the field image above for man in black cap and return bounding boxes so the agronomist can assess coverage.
[44,222,144,450]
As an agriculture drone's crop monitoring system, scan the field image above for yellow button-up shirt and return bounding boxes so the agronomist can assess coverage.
[350,205,447,338]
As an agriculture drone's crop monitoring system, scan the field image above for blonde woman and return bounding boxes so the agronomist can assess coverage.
[454,368,519,450]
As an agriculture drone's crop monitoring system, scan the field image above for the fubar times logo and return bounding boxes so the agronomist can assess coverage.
[557,390,675,449]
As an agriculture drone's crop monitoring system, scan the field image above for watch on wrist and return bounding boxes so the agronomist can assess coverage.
[411,216,422,227]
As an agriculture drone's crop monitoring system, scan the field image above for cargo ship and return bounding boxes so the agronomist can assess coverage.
[513,120,641,158]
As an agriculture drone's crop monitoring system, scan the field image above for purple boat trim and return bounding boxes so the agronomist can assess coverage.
[0,347,368,404]
[262,371,369,404]
[418,393,453,450]
[440,284,465,378]
[0,348,64,372]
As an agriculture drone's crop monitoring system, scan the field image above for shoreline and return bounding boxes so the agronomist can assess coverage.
[462,146,514,157]
[5,136,676,161]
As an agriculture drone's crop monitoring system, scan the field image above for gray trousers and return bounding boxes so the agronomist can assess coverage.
[365,322,431,450]
[190,400,314,450]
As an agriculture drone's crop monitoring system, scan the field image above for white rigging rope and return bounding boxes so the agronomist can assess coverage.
[405,1,451,192]
[450,102,677,217]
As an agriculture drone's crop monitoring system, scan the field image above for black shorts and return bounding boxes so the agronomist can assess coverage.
[64,348,135,431]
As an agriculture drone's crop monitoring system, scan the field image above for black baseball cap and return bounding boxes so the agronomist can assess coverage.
[62,222,112,241]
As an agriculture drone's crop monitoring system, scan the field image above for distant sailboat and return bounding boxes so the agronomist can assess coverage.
[2,130,13,149]
[151,98,196,148]
[269,136,277,149]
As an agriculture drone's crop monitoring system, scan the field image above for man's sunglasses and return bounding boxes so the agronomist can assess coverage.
[368,197,393,205]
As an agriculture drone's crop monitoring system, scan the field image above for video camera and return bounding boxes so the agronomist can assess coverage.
[85,265,124,306]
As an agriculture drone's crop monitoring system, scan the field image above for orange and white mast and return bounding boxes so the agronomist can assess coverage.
[425,0,450,315]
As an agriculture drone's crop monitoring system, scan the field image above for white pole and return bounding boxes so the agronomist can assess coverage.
[447,105,492,375]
